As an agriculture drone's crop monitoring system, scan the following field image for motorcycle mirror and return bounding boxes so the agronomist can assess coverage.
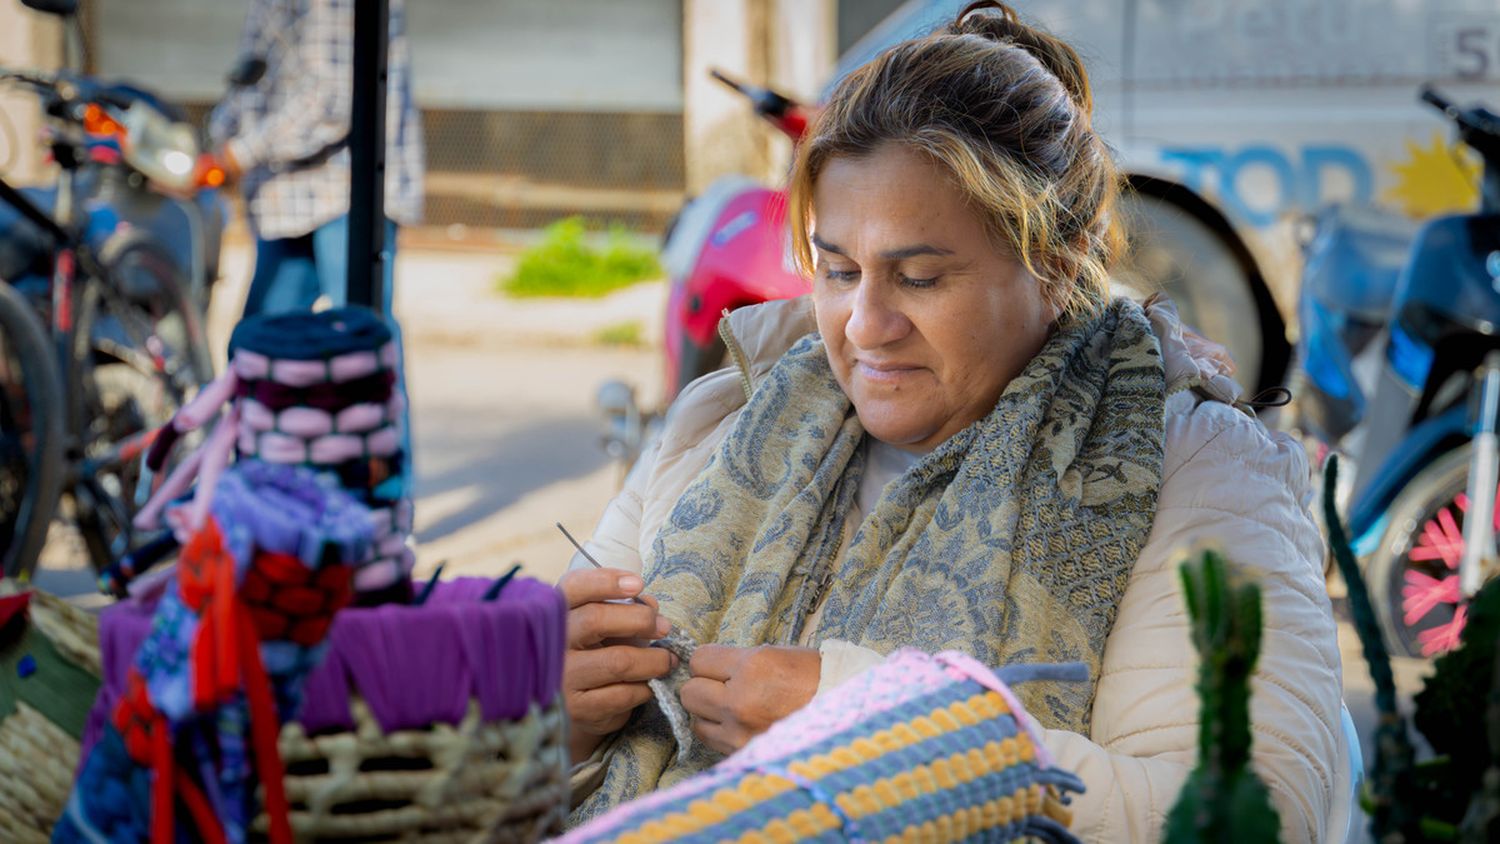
[596,379,637,417]
[227,56,268,88]
[20,0,78,16]
[1419,85,1457,118]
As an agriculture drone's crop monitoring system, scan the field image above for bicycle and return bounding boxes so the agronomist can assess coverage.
[0,68,215,580]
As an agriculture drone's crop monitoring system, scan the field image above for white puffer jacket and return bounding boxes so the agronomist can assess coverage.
[569,296,1349,842]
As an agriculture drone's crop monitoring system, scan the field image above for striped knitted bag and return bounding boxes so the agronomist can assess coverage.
[561,650,1088,844]
[132,307,415,604]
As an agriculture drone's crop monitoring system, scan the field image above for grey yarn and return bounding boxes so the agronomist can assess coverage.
[648,628,699,755]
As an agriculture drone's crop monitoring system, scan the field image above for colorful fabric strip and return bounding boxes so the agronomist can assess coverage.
[560,650,1087,844]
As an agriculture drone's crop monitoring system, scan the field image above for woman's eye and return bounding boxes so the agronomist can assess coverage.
[900,274,939,289]
[824,267,860,282]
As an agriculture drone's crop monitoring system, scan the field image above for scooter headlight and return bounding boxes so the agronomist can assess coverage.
[114,100,201,193]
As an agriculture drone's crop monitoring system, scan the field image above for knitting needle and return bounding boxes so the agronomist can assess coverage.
[556,522,652,606]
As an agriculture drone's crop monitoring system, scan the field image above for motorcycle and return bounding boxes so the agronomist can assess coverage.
[1,0,227,325]
[659,69,812,403]
[1291,86,1500,659]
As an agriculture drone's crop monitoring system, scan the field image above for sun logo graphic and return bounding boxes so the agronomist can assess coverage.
[1382,130,1481,219]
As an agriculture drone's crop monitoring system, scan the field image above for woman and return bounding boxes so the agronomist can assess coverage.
[559,3,1347,840]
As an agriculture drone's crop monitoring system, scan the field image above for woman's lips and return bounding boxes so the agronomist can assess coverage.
[854,360,925,385]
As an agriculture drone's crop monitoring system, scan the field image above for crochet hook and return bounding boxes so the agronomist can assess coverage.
[556,522,651,606]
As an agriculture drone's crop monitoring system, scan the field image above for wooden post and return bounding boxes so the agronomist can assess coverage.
[0,4,65,185]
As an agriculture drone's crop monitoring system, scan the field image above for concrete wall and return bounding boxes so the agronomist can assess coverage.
[81,0,850,227]
[0,4,65,184]
[681,0,836,192]
[91,0,683,113]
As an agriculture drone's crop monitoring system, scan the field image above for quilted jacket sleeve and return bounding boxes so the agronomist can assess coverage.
[563,367,746,578]
[1046,397,1345,843]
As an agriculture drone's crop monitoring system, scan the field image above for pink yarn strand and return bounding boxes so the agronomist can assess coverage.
[184,404,241,533]
[133,445,207,531]
[175,369,239,432]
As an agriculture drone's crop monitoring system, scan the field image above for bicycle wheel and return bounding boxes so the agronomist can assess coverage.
[1114,189,1272,396]
[0,280,65,579]
[1364,446,1483,659]
[69,235,212,570]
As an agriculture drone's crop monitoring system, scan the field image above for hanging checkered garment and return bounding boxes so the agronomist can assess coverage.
[559,650,1089,844]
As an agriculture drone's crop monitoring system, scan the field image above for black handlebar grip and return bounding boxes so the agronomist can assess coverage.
[1419,86,1454,114]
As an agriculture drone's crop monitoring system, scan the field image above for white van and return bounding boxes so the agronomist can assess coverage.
[841,0,1499,393]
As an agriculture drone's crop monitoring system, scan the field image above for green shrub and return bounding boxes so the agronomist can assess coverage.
[500,217,662,298]
[590,320,645,348]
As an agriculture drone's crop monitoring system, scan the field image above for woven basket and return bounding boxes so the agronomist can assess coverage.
[267,696,568,843]
[14,589,102,676]
[0,701,82,844]
[0,586,102,844]
[19,696,568,844]
[59,575,568,843]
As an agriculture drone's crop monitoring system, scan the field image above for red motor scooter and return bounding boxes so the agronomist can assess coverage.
[659,70,814,401]
[598,71,814,471]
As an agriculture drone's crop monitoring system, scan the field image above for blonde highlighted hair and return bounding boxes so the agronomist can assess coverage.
[788,1,1123,319]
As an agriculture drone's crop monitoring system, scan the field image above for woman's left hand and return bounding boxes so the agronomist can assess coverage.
[680,644,820,755]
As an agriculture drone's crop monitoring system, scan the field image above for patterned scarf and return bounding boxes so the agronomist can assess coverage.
[572,297,1167,823]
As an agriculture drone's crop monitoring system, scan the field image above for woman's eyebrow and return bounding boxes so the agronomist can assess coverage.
[811,233,954,260]
[810,233,846,256]
[880,244,954,260]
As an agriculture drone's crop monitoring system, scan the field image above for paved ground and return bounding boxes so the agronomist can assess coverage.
[39,240,665,590]
[220,241,668,584]
[407,342,657,581]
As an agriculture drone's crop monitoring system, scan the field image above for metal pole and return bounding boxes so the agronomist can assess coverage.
[347,0,389,310]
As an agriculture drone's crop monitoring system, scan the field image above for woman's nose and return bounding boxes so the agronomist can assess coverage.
[844,279,911,350]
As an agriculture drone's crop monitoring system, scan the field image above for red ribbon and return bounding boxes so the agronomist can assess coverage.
[133,516,295,844]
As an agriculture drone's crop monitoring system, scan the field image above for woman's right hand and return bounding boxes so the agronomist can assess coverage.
[558,567,677,763]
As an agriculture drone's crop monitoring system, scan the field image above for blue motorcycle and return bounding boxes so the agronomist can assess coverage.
[1294,87,1500,659]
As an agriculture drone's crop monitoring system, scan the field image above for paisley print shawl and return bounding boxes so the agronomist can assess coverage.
[571,297,1167,823]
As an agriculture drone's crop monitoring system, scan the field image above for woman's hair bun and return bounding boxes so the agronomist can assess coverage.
[951,1,1094,115]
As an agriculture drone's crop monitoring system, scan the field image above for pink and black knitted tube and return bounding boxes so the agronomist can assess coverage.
[228,308,416,604]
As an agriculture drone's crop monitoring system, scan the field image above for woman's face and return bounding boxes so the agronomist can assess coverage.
[811,144,1055,452]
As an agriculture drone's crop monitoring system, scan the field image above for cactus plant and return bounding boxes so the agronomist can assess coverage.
[1322,455,1425,839]
[1324,454,1500,842]
[1164,548,1281,843]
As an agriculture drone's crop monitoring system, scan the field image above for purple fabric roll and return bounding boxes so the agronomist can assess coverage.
[78,598,157,770]
[81,575,566,759]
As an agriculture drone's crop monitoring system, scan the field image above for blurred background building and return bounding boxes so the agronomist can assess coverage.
[0,0,913,237]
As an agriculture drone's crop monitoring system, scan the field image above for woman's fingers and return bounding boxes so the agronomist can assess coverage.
[567,644,676,689]
[690,714,749,756]
[566,682,655,736]
[568,601,669,648]
[557,567,646,608]
[680,676,731,722]
[688,643,744,681]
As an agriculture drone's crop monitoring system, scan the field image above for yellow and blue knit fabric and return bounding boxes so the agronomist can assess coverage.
[561,649,1088,843]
